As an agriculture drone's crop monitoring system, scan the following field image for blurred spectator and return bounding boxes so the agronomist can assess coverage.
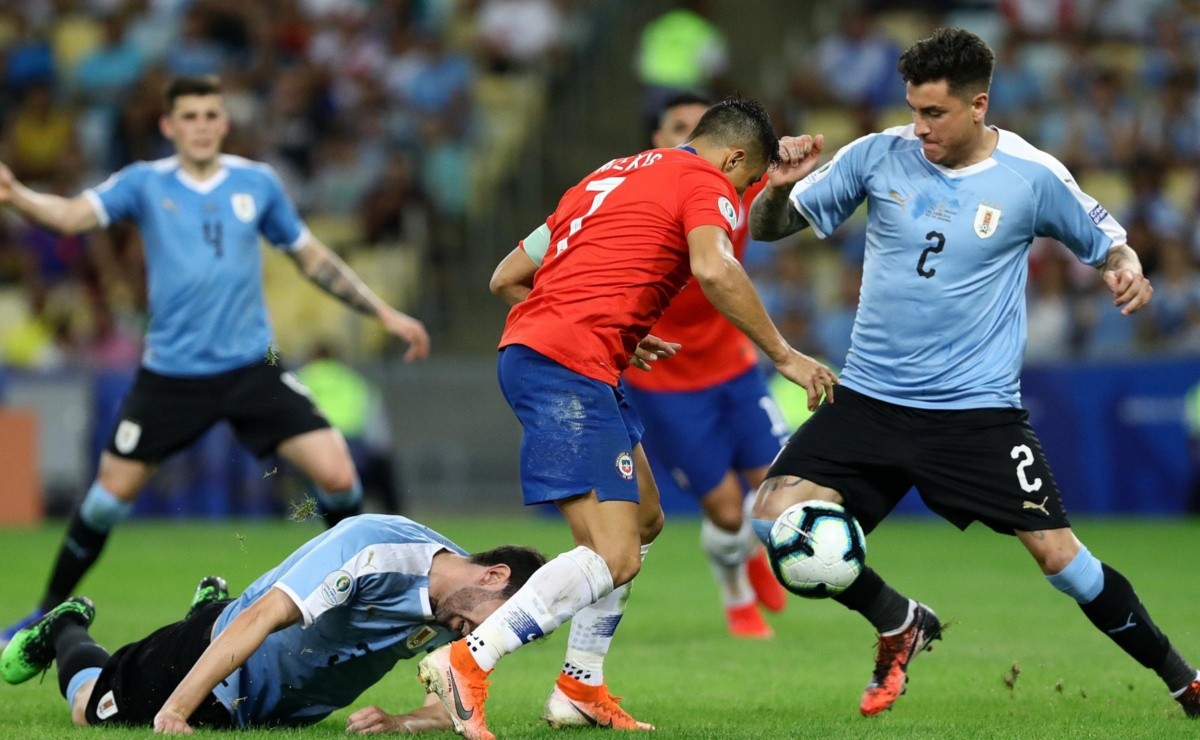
[636,1,728,130]
[1061,68,1136,169]
[5,12,56,94]
[987,34,1043,131]
[475,0,565,74]
[1124,155,1187,245]
[1148,239,1200,350]
[165,4,227,76]
[814,263,859,369]
[1137,68,1200,166]
[792,7,903,112]
[1026,244,1077,362]
[3,83,79,184]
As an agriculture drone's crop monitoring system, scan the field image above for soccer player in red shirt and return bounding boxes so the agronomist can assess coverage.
[624,93,789,640]
[417,98,836,740]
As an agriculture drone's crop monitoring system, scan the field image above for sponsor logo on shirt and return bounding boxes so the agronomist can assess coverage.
[1088,203,1109,225]
[320,570,354,606]
[615,451,635,480]
[114,420,142,455]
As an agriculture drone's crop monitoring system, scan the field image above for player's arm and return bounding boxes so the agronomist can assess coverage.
[153,588,301,734]
[289,237,430,361]
[688,224,835,410]
[749,134,824,241]
[489,246,539,306]
[0,162,100,234]
[1099,243,1153,315]
[347,692,453,734]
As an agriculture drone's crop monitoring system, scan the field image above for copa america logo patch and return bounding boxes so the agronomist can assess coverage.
[320,570,354,606]
[717,196,737,230]
[615,451,635,480]
[1089,203,1109,224]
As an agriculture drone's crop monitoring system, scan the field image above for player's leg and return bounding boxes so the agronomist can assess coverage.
[419,346,650,740]
[1018,525,1199,714]
[751,387,936,716]
[738,465,788,614]
[276,427,361,526]
[226,363,359,527]
[547,443,659,729]
[699,470,775,636]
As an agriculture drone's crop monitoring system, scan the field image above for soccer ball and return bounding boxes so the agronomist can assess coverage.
[768,500,866,598]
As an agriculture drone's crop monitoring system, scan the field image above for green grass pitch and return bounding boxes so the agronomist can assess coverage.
[1,515,1197,738]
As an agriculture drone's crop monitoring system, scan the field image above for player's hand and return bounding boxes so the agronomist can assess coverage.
[380,308,431,361]
[0,162,15,204]
[767,135,825,189]
[153,707,194,735]
[774,348,837,411]
[1103,268,1153,315]
[347,704,452,734]
[629,334,681,371]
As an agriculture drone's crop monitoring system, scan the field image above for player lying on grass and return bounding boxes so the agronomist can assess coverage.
[0,515,544,734]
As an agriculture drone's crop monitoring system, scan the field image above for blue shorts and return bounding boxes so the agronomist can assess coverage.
[625,367,788,499]
[497,345,644,506]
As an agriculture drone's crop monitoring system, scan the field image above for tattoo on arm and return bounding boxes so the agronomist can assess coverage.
[308,255,379,316]
[749,187,809,242]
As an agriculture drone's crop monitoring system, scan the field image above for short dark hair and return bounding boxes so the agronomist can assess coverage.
[470,545,547,599]
[687,95,781,167]
[897,27,994,98]
[164,75,222,110]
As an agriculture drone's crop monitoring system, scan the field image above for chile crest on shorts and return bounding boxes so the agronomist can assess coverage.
[615,451,635,480]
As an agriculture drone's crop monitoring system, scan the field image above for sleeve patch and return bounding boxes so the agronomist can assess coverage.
[320,570,355,606]
[717,196,737,229]
[1089,204,1109,224]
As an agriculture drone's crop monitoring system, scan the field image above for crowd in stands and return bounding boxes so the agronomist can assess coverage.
[0,0,585,371]
[5,0,1200,376]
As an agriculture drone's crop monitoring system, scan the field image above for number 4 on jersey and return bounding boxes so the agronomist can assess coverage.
[555,177,626,257]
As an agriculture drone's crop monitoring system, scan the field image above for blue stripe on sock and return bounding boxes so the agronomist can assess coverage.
[66,666,103,707]
[751,518,774,547]
[1046,545,1105,603]
[79,482,132,532]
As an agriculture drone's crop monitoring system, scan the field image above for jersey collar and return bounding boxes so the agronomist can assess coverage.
[676,145,698,155]
[921,126,1001,178]
[175,165,229,194]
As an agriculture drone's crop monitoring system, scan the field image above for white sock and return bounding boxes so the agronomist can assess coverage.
[739,493,763,557]
[701,518,753,607]
[562,543,651,686]
[467,546,612,672]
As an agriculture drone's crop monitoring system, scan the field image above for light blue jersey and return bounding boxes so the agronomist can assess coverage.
[790,125,1125,409]
[210,515,464,727]
[84,155,308,376]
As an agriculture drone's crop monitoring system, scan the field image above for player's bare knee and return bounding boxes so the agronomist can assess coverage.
[313,461,356,494]
[594,545,642,586]
[705,502,743,532]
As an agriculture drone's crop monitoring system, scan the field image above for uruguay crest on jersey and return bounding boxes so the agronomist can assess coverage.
[232,193,256,223]
[974,203,1001,239]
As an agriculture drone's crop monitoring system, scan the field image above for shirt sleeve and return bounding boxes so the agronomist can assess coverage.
[787,134,873,239]
[84,164,144,227]
[1033,161,1123,267]
[677,166,738,237]
[520,222,552,267]
[258,165,308,251]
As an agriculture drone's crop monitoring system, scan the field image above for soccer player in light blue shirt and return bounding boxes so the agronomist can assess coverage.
[747,28,1199,719]
[0,75,432,644]
[0,515,545,733]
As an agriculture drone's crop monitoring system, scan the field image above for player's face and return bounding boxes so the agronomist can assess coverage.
[161,94,229,168]
[721,150,768,195]
[906,80,987,167]
[652,103,708,148]
[433,585,508,636]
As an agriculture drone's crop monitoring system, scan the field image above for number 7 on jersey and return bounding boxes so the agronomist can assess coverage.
[555,177,626,256]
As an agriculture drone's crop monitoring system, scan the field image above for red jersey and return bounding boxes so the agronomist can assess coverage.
[500,148,738,385]
[624,176,767,392]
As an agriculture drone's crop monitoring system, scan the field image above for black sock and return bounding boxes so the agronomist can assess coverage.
[53,621,108,698]
[1080,564,1194,691]
[321,502,360,529]
[833,567,912,633]
[41,512,111,612]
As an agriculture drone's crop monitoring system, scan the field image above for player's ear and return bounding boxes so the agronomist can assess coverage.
[480,563,511,588]
[158,114,172,140]
[724,148,747,173]
[971,91,989,122]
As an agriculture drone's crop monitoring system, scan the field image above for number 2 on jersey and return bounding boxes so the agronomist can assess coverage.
[555,176,626,256]
[916,230,945,278]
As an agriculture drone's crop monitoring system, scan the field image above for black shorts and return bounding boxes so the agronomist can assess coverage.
[106,360,329,462]
[767,385,1069,535]
[84,600,235,727]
